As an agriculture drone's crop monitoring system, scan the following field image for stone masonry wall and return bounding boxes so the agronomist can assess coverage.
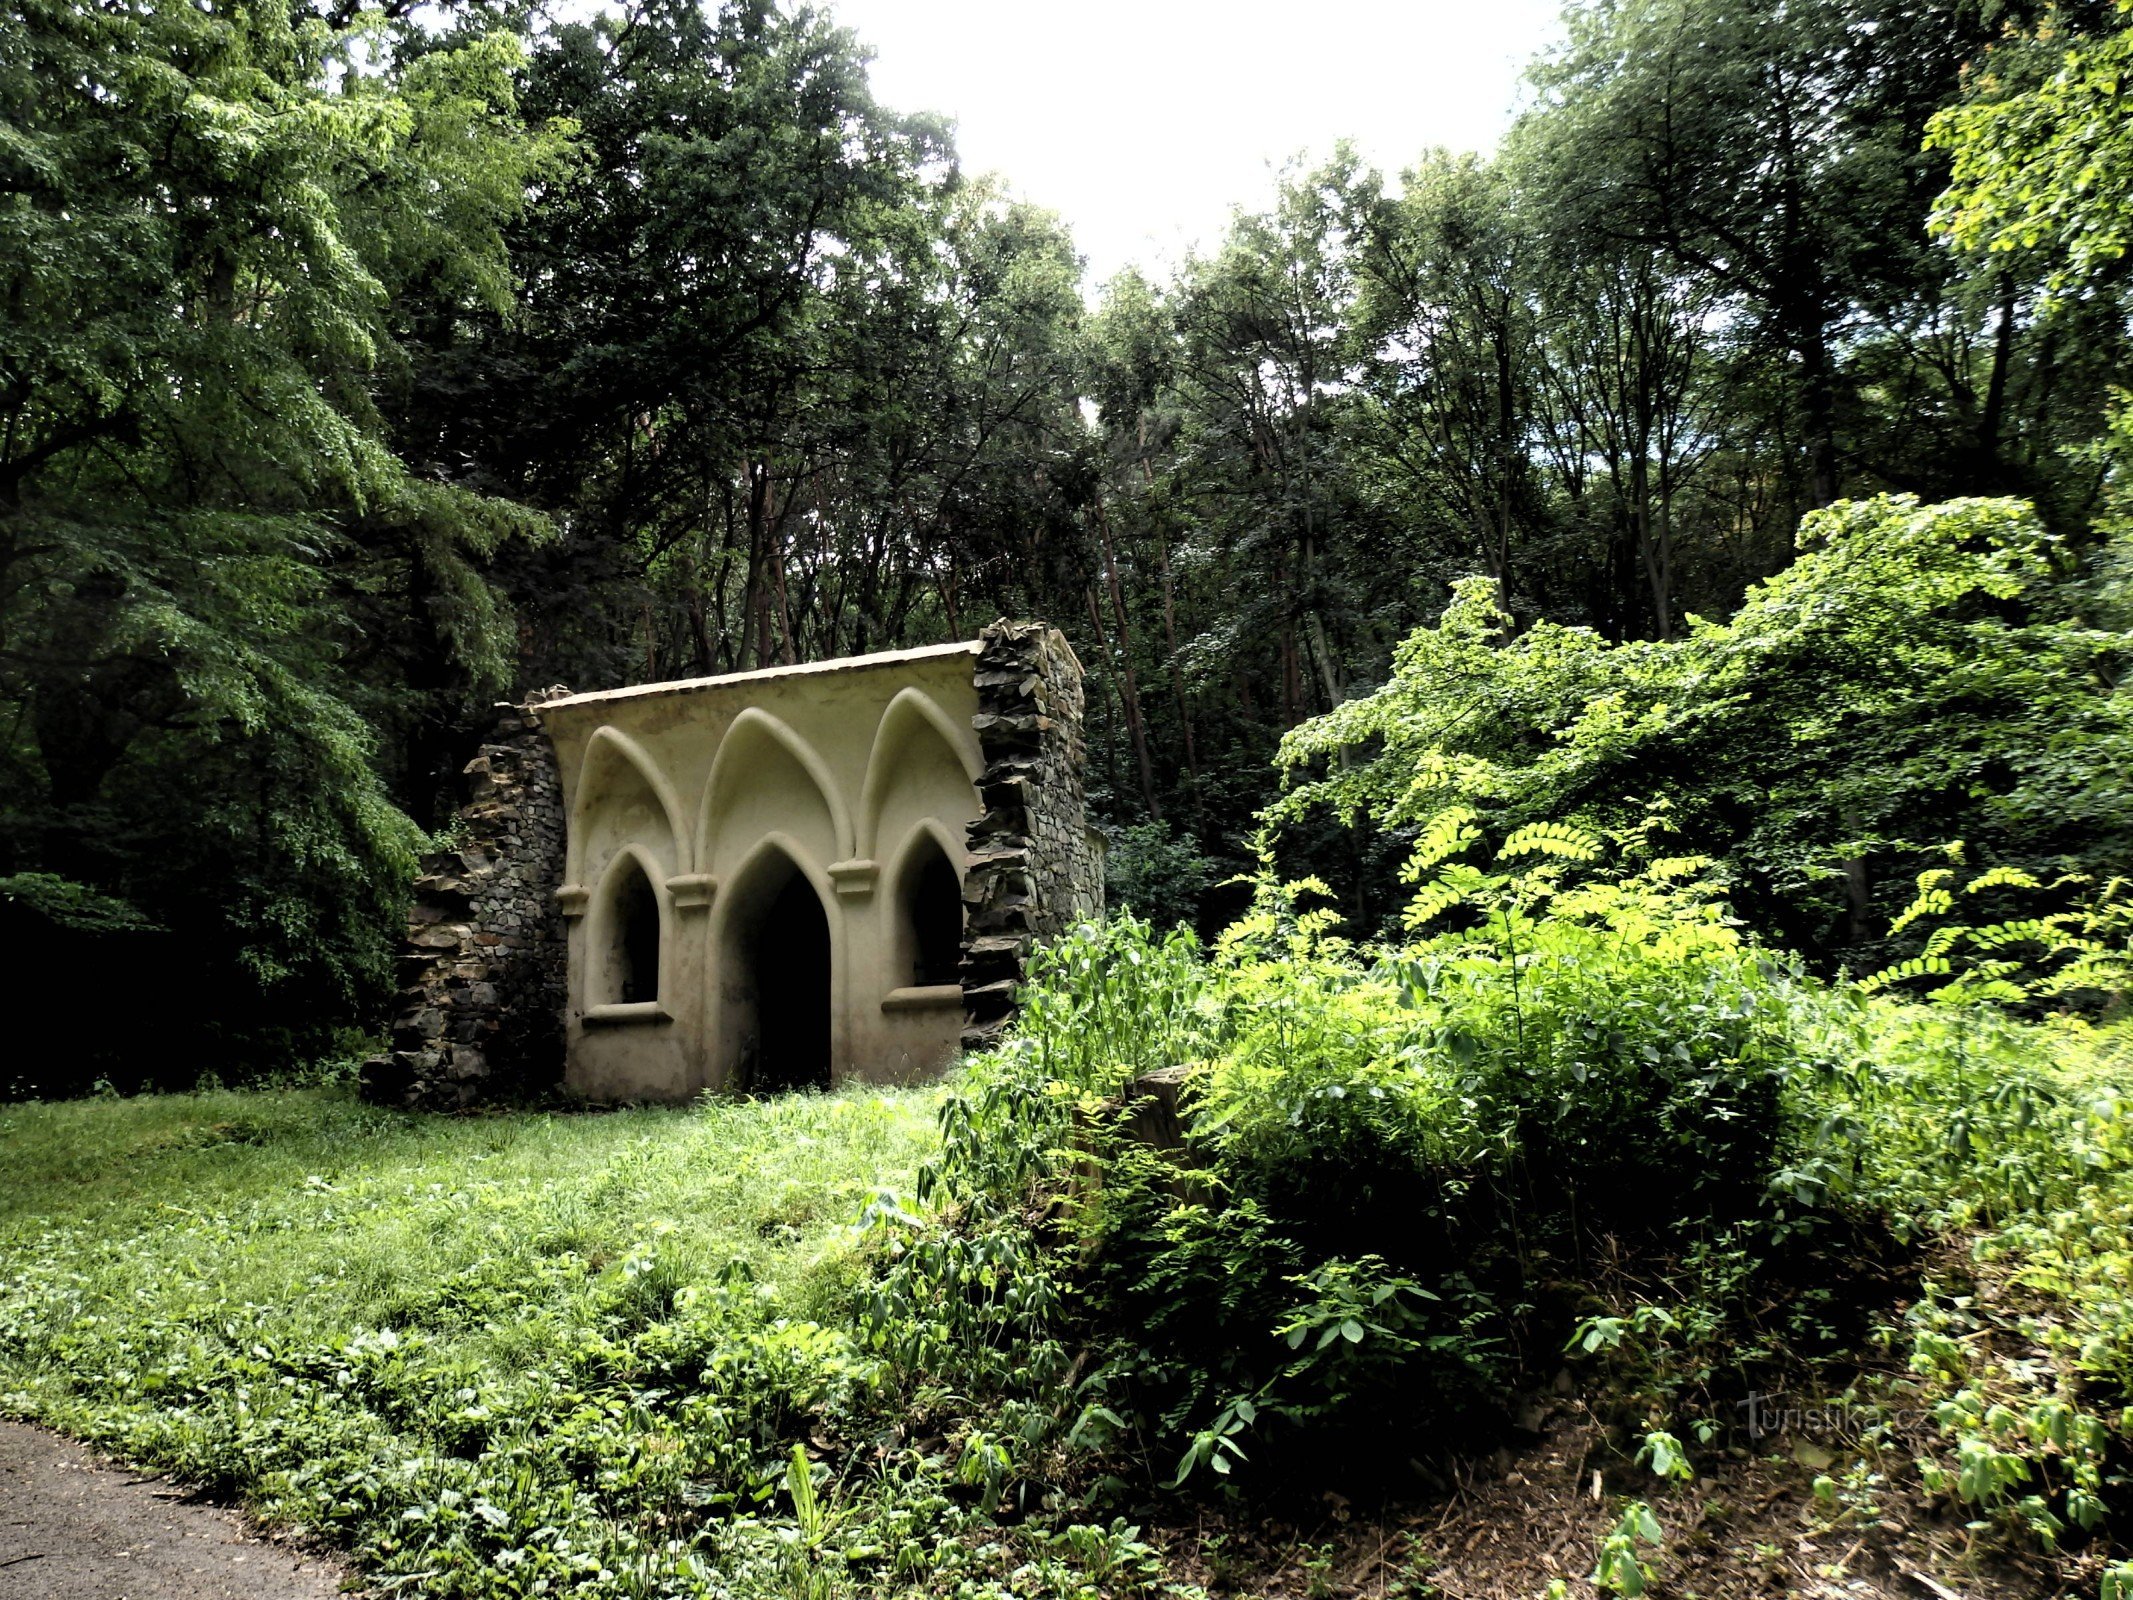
[361,691,570,1109]
[959,620,1104,1049]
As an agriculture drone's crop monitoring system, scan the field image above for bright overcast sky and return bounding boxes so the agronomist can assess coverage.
[824,0,1565,287]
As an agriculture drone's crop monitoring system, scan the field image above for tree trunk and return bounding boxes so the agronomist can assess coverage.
[1152,526,1200,786]
[1977,271,2018,491]
[1084,577,1161,820]
[744,458,772,669]
[1799,323,1840,512]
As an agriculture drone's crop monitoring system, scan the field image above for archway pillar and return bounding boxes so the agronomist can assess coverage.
[827,859,878,899]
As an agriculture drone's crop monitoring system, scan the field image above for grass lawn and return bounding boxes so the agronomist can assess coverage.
[0,1086,942,1597]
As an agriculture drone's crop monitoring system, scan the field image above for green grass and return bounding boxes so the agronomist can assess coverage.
[0,1087,936,1311]
[0,1085,944,1597]
[11,996,2133,1600]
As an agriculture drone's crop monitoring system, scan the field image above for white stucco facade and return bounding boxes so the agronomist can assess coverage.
[539,642,985,1102]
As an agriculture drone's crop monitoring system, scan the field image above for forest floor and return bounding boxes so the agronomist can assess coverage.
[1143,1405,2061,1600]
[0,1398,2046,1600]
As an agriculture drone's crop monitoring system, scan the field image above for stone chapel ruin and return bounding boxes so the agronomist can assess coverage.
[363,621,1103,1108]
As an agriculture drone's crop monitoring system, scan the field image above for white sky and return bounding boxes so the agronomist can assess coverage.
[825,0,1565,287]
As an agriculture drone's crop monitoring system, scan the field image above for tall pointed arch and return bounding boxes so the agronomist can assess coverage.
[586,843,671,1009]
[857,687,983,860]
[697,707,853,874]
[567,725,688,883]
[709,831,839,1092]
[882,816,968,992]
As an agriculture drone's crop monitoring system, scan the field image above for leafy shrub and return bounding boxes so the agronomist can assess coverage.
[881,856,1823,1495]
[1275,495,2133,971]
[1016,915,1211,1092]
[1763,998,2133,1560]
[1102,819,1221,927]
[1861,853,2133,1016]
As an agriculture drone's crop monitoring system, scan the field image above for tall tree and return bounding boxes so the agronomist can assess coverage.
[0,0,564,1079]
[1350,155,1550,615]
[1520,0,2012,514]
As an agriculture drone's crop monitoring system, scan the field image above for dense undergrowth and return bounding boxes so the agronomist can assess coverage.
[5,849,2133,1596]
[11,885,2129,1596]
[865,875,2133,1595]
[0,1090,971,1597]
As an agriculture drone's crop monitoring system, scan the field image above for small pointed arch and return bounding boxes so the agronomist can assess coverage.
[588,844,669,1007]
[698,707,852,874]
[712,832,836,1092]
[716,830,837,930]
[883,817,968,990]
[568,725,687,883]
[857,687,984,860]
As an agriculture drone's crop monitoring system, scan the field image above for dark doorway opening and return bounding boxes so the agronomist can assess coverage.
[906,844,964,986]
[613,861,661,1005]
[751,868,831,1092]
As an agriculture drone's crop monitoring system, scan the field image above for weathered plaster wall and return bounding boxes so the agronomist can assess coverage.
[961,620,1105,1050]
[363,694,570,1109]
[540,642,989,1101]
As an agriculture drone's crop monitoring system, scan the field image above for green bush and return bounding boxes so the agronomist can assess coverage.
[881,852,1821,1493]
[1274,495,2133,971]
[1101,820,1221,927]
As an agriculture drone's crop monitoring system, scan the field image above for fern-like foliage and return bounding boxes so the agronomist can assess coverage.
[1499,822,1603,863]
[1864,858,2132,1011]
[1394,807,1740,963]
[1408,806,1484,877]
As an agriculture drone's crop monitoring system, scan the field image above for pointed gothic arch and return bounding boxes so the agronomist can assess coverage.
[587,844,669,1009]
[515,626,1095,1106]
[856,687,983,861]
[697,707,853,873]
[711,832,837,1092]
[882,817,967,991]
[568,725,687,883]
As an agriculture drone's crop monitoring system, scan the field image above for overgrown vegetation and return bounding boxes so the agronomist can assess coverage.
[7,0,2133,1595]
[18,886,2127,1597]
[12,0,2133,1076]
[1275,493,2133,967]
[0,1089,981,1597]
[859,889,2133,1594]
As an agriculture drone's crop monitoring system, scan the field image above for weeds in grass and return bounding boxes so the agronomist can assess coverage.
[0,1087,1071,1598]
[8,884,2133,1598]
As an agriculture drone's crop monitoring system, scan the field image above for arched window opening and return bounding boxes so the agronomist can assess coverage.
[903,840,964,988]
[748,866,832,1092]
[606,858,661,1005]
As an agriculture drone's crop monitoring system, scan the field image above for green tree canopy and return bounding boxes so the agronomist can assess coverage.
[1274,495,2133,965]
[0,0,565,1077]
[1930,1,2133,299]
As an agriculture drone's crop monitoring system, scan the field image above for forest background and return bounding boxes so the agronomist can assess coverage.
[4,0,2131,1086]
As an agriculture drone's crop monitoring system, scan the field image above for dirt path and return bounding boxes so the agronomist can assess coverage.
[0,1419,348,1599]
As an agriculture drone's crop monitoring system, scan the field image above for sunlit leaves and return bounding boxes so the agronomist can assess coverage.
[1275,494,2133,973]
[1929,8,2133,299]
